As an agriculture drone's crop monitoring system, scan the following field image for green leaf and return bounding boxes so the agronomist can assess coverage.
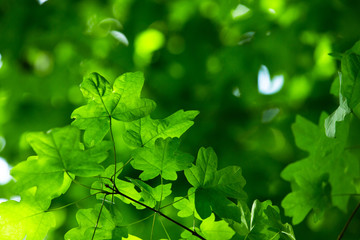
[173,187,197,218]
[131,137,194,181]
[231,200,295,240]
[341,40,360,111]
[282,113,358,224]
[128,178,172,208]
[264,205,296,240]
[64,204,116,240]
[123,109,199,147]
[11,126,111,199]
[185,147,246,220]
[0,192,55,240]
[325,72,351,138]
[72,72,156,147]
[91,164,142,206]
[200,213,235,240]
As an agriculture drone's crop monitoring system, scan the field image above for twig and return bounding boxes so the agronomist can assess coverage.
[109,116,117,205]
[91,194,107,240]
[337,201,360,240]
[106,184,206,240]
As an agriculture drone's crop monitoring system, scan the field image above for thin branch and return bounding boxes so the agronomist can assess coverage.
[158,175,164,210]
[65,171,104,192]
[91,194,107,240]
[107,184,205,240]
[338,201,360,240]
[46,192,105,212]
[115,157,133,175]
[160,191,196,210]
[124,213,155,227]
[109,116,117,205]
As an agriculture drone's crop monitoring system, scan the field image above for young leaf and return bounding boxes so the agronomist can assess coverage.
[91,164,142,206]
[264,205,296,240]
[185,147,247,220]
[71,72,156,147]
[230,200,295,240]
[325,72,351,138]
[173,187,197,218]
[64,204,116,240]
[11,126,111,199]
[0,192,55,240]
[282,113,359,224]
[123,109,199,147]
[200,213,235,240]
[128,178,172,208]
[131,137,194,181]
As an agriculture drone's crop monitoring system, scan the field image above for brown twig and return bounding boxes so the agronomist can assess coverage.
[337,201,360,240]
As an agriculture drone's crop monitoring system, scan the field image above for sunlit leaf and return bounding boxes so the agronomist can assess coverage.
[91,164,142,206]
[64,204,116,240]
[123,109,199,148]
[11,126,111,199]
[132,137,194,181]
[0,192,55,240]
[72,72,156,147]
[128,178,172,208]
[325,72,351,138]
[200,214,235,240]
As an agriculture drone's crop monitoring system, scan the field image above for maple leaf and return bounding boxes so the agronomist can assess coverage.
[0,191,55,240]
[71,72,156,147]
[341,40,360,112]
[184,147,247,221]
[131,137,194,181]
[64,204,127,240]
[11,125,111,199]
[282,113,359,224]
[91,164,142,207]
[123,109,199,147]
[231,200,295,240]
[128,178,172,208]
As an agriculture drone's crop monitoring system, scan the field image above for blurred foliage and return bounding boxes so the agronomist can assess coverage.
[1,0,360,239]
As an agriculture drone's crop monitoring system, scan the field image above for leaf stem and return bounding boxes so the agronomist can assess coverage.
[46,192,106,212]
[109,116,117,204]
[337,201,360,240]
[106,183,206,240]
[159,191,195,210]
[65,171,105,191]
[91,194,107,240]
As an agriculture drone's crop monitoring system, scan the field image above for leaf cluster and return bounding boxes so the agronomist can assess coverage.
[0,71,294,240]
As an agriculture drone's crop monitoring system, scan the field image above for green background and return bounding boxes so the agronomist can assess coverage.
[1,0,360,239]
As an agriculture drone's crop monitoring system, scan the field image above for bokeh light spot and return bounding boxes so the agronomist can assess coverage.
[0,157,12,185]
[258,65,284,95]
[135,29,165,67]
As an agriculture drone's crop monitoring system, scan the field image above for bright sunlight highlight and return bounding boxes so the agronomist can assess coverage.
[232,4,250,19]
[0,157,12,185]
[38,0,48,5]
[0,53,3,69]
[258,65,284,95]
[110,30,129,46]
